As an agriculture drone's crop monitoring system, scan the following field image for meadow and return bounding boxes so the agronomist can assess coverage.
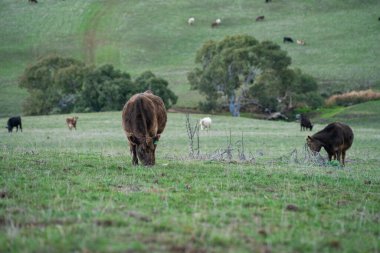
[1,110,379,252]
[1,0,380,117]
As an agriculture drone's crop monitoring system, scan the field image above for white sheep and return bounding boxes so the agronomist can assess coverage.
[188,17,195,25]
[199,117,212,130]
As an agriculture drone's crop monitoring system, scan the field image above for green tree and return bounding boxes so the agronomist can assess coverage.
[134,71,178,109]
[19,55,85,115]
[188,35,322,114]
[76,64,135,112]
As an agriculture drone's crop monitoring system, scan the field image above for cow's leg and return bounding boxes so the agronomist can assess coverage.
[341,151,346,166]
[328,153,333,161]
[131,145,138,165]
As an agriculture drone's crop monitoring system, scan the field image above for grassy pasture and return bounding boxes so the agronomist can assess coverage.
[1,0,380,117]
[1,112,379,252]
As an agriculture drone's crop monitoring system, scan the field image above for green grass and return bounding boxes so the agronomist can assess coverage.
[1,0,380,117]
[1,112,379,252]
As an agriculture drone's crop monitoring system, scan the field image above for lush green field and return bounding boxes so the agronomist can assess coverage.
[1,112,379,252]
[1,0,380,117]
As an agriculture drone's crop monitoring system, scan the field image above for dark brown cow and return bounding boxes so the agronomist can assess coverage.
[307,122,354,166]
[122,91,167,166]
[66,116,78,130]
[300,114,313,131]
[256,16,265,21]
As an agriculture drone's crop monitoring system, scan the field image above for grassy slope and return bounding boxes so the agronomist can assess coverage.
[0,0,380,117]
[0,112,379,252]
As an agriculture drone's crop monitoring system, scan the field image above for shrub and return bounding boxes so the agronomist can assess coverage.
[326,89,380,106]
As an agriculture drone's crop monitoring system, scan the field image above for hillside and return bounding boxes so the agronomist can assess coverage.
[0,0,379,117]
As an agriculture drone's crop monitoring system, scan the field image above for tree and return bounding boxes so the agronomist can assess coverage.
[188,35,322,115]
[19,55,85,115]
[134,71,178,109]
[76,64,135,112]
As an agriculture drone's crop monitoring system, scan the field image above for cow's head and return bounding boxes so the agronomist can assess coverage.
[306,136,322,153]
[6,124,12,132]
[131,134,161,166]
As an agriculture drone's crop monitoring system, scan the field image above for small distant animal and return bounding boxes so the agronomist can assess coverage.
[28,0,38,3]
[66,116,78,130]
[211,18,221,28]
[283,37,294,43]
[307,122,354,166]
[6,116,22,133]
[188,17,195,25]
[199,117,212,130]
[265,0,272,2]
[122,90,167,166]
[256,16,265,21]
[296,39,305,45]
[300,114,313,131]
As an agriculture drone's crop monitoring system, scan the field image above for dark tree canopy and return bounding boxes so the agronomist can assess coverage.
[19,56,177,115]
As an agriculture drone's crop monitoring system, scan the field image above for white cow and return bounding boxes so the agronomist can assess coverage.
[199,117,212,130]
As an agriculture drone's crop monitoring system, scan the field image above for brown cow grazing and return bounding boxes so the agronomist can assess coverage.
[300,114,313,131]
[122,91,167,166]
[256,16,265,21]
[306,122,354,166]
[66,116,78,130]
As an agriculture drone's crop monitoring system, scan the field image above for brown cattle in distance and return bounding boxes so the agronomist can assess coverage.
[307,122,354,166]
[122,91,167,166]
[66,117,78,130]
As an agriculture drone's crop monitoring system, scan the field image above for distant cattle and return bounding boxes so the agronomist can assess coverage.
[256,16,265,21]
[199,117,212,130]
[6,116,22,133]
[122,90,167,166]
[188,17,195,25]
[307,122,354,166]
[300,114,313,131]
[283,37,294,43]
[28,0,38,3]
[296,39,305,45]
[265,0,272,2]
[211,18,221,28]
[66,116,78,130]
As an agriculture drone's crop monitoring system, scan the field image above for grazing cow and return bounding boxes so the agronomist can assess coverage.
[188,17,195,25]
[296,39,305,45]
[28,0,38,3]
[199,117,212,131]
[283,37,294,43]
[66,116,78,130]
[122,91,167,166]
[306,122,354,166]
[211,18,221,28]
[265,0,272,2]
[256,16,265,21]
[6,116,22,133]
[300,114,313,131]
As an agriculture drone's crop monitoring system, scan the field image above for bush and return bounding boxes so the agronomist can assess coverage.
[325,89,380,106]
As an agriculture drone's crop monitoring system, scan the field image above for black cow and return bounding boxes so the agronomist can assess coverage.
[300,114,313,131]
[265,0,272,2]
[256,16,265,21]
[307,122,354,166]
[28,0,38,3]
[283,37,294,43]
[6,116,22,133]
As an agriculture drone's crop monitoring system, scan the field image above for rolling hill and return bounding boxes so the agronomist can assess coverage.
[0,0,379,118]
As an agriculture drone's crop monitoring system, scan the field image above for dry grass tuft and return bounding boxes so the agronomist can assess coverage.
[326,89,380,106]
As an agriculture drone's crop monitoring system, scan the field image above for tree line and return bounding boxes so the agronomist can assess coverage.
[20,35,323,117]
[19,56,177,115]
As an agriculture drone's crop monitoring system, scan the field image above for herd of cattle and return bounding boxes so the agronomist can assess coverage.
[5,91,354,167]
